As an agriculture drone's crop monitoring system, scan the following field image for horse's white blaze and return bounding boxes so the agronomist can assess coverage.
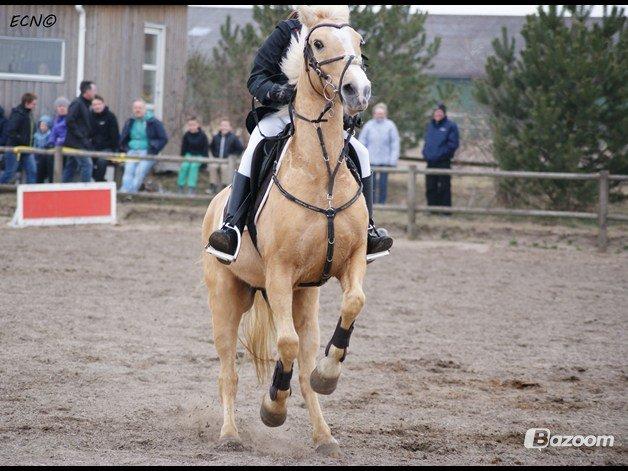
[332,27,356,57]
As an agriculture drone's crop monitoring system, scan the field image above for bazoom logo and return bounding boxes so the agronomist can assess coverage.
[524,428,615,449]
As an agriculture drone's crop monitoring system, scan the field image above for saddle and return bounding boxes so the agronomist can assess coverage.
[223,123,362,255]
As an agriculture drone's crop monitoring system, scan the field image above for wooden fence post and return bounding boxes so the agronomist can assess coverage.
[407,165,418,239]
[227,154,237,179]
[53,146,63,183]
[597,170,609,252]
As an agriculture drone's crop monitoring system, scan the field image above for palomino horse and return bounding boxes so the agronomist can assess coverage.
[201,5,371,457]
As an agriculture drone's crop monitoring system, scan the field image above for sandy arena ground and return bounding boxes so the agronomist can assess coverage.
[0,202,626,465]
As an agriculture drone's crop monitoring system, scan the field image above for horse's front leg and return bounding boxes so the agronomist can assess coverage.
[311,252,366,395]
[259,265,299,427]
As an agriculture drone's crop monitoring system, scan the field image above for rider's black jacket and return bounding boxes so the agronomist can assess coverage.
[247,19,301,109]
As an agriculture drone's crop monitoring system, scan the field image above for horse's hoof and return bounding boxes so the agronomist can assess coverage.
[260,396,287,428]
[310,367,339,395]
[216,436,246,452]
[316,441,344,459]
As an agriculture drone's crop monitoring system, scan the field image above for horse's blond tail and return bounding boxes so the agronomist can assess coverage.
[240,291,276,384]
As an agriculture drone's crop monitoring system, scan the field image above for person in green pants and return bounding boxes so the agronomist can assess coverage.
[178,116,209,195]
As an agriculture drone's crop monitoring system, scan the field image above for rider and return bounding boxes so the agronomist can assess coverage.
[205,11,394,263]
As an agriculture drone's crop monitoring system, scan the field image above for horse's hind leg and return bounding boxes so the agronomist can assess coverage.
[259,266,298,427]
[206,262,253,447]
[293,288,342,458]
[311,252,366,395]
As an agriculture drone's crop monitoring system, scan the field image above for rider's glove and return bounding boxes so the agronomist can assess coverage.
[268,83,296,106]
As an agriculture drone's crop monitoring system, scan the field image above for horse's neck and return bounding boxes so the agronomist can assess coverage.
[289,77,346,178]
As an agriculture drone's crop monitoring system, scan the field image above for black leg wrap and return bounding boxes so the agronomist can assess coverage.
[324,318,355,363]
[269,360,293,401]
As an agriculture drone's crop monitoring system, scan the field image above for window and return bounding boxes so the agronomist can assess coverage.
[0,36,65,82]
[142,25,165,119]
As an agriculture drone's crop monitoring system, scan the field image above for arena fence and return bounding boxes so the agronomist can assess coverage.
[1,145,626,251]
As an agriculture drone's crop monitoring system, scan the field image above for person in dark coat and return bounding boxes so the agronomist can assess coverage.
[205,9,393,264]
[422,102,460,213]
[177,116,209,195]
[63,80,97,182]
[90,95,120,182]
[0,105,7,172]
[0,92,38,184]
[208,118,244,193]
[0,105,7,147]
[118,99,168,193]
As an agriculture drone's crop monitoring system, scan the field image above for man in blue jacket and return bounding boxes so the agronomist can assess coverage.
[422,102,459,212]
[118,99,168,193]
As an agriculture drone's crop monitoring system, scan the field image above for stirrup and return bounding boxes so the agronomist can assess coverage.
[205,223,242,263]
[366,225,392,262]
[366,250,390,262]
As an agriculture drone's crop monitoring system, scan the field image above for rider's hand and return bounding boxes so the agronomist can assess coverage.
[268,83,295,105]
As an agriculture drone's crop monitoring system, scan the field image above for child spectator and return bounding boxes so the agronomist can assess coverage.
[178,117,209,195]
[208,118,244,194]
[34,115,53,183]
[43,97,70,183]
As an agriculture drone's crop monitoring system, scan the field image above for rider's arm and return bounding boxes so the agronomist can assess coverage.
[247,22,294,106]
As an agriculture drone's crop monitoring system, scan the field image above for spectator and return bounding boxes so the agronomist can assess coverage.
[0,93,38,184]
[48,97,69,148]
[0,106,7,146]
[209,118,244,194]
[119,99,168,193]
[33,115,52,183]
[63,80,97,183]
[358,103,400,204]
[422,102,459,213]
[178,117,209,195]
[90,95,120,182]
[0,106,6,173]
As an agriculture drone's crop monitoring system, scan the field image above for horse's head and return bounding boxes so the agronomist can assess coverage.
[294,5,371,116]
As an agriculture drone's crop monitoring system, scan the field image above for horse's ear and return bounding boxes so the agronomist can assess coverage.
[298,5,318,28]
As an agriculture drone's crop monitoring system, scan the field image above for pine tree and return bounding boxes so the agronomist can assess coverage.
[475,5,627,210]
[186,5,444,151]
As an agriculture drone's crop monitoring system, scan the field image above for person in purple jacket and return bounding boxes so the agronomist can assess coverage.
[41,96,70,183]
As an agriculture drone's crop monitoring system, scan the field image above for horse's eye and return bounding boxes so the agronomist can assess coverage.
[313,40,324,50]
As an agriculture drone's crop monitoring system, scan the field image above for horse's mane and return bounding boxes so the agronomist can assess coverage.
[280,5,350,86]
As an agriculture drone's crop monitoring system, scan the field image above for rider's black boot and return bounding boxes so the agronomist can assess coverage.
[362,174,393,260]
[205,172,251,264]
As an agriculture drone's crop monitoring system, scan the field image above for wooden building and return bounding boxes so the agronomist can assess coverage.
[0,5,187,155]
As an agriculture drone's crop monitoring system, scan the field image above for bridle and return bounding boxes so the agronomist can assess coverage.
[271,22,367,287]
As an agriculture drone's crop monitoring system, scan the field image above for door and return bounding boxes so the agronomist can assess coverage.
[142,24,166,120]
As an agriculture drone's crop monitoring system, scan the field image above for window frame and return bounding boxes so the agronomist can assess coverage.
[0,35,65,82]
[142,23,166,120]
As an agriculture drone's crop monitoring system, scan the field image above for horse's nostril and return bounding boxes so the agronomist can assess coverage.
[363,85,371,99]
[342,83,356,95]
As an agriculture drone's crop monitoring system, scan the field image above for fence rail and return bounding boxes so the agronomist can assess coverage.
[1,146,626,251]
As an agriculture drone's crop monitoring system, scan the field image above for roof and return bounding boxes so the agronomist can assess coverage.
[187,6,254,57]
[423,14,527,78]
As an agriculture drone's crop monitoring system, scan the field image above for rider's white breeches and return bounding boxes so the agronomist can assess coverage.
[237,113,371,178]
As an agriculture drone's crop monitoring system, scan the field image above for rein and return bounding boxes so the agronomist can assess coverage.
[272,22,364,287]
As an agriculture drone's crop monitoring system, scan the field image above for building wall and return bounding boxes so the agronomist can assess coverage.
[85,5,188,155]
[0,5,79,117]
[0,5,187,155]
